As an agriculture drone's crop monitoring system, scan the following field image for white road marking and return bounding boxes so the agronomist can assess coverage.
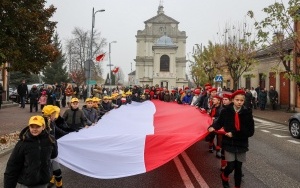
[273,134,291,138]
[287,140,300,144]
[181,151,210,188]
[173,156,194,188]
[261,130,270,133]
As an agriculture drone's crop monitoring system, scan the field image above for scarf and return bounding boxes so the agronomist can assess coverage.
[210,107,216,117]
[235,111,240,131]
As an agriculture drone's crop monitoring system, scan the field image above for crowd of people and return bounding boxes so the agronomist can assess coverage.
[5,79,282,187]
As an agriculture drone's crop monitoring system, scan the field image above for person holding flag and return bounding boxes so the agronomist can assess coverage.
[208,90,255,188]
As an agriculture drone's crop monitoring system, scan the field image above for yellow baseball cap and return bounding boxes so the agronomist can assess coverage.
[103,96,109,100]
[71,98,79,103]
[92,97,100,102]
[53,106,60,118]
[28,115,45,127]
[42,105,56,116]
[85,98,93,103]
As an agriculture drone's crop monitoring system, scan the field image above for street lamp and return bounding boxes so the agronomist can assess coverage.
[108,41,117,95]
[88,7,105,97]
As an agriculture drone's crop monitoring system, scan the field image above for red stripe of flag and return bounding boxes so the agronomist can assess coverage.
[144,100,212,172]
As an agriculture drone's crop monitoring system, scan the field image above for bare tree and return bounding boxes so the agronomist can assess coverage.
[65,27,107,84]
[217,22,257,90]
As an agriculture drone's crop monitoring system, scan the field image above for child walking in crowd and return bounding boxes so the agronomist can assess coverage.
[42,105,69,188]
[4,115,58,188]
[62,97,88,131]
[208,90,254,188]
[207,95,223,156]
[39,91,48,110]
[82,98,99,126]
[219,93,232,171]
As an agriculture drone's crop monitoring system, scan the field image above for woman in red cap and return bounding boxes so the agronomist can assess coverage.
[208,90,254,188]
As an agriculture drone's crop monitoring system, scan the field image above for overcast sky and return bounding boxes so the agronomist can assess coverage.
[45,0,287,80]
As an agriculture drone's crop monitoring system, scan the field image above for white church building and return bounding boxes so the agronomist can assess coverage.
[133,3,188,89]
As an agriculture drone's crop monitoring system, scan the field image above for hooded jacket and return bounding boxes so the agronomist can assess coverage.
[4,127,57,188]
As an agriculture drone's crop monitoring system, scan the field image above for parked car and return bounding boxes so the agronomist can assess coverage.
[288,113,300,139]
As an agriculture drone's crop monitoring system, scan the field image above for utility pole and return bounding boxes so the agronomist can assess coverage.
[108,41,117,95]
[88,7,105,97]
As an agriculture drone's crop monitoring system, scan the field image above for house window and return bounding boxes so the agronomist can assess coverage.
[245,77,251,89]
[160,55,170,72]
[259,73,266,89]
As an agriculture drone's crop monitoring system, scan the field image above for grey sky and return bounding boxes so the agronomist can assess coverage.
[46,0,286,81]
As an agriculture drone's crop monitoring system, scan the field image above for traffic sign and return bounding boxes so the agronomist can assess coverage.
[215,75,223,82]
[87,80,96,85]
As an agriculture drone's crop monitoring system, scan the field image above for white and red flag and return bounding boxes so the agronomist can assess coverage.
[56,100,211,179]
[112,66,119,74]
[95,53,106,62]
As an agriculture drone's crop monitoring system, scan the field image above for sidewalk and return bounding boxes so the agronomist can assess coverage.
[0,101,84,156]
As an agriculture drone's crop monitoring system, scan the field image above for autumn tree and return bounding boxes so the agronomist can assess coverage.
[247,0,300,82]
[65,27,106,83]
[0,0,59,73]
[192,41,222,86]
[42,33,69,84]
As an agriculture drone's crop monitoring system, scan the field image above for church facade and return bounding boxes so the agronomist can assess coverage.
[134,4,188,89]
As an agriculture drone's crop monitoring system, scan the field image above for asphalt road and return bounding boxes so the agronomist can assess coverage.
[1,118,299,188]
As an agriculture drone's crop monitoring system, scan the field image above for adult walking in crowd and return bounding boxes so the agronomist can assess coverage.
[0,83,3,109]
[268,86,278,110]
[28,85,39,112]
[60,82,66,108]
[244,88,253,109]
[250,87,257,109]
[258,88,268,110]
[64,83,74,108]
[17,79,28,108]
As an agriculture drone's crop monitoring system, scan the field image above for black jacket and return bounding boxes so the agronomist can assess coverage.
[62,107,87,131]
[210,103,255,153]
[17,83,28,96]
[28,88,39,102]
[4,127,57,188]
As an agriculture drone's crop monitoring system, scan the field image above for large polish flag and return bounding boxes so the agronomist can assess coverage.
[57,100,212,179]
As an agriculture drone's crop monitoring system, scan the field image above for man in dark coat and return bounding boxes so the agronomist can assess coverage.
[268,86,278,110]
[17,79,28,108]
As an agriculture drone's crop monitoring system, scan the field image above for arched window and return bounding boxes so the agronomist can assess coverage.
[160,55,170,72]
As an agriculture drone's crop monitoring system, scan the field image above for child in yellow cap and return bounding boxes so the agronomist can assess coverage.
[4,116,57,188]
[62,98,88,131]
[42,105,68,188]
[82,98,99,126]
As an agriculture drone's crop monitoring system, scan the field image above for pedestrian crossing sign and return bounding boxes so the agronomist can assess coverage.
[215,75,223,82]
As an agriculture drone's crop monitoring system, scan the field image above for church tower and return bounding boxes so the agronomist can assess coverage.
[134,2,188,89]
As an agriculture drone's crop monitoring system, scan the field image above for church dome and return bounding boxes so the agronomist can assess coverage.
[156,35,174,46]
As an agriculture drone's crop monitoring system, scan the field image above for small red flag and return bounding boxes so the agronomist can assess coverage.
[96,53,106,62]
[112,67,119,74]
